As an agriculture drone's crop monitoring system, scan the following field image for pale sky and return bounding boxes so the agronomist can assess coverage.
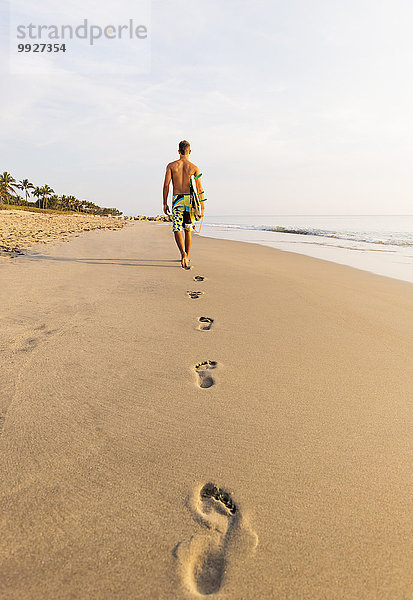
[1,0,413,216]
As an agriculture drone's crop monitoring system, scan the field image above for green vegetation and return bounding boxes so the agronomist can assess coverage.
[0,171,122,216]
[0,204,78,215]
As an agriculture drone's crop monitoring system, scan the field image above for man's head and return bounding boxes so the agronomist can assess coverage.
[179,140,191,156]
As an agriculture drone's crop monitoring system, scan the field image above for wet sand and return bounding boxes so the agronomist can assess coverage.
[0,221,412,599]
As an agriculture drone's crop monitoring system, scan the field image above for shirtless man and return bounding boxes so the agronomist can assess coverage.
[163,140,205,269]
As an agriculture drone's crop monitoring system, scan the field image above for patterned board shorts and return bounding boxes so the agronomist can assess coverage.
[172,194,195,232]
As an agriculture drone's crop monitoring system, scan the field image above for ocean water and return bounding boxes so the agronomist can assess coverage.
[199,215,413,284]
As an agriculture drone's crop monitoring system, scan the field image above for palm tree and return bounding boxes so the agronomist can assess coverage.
[67,195,78,212]
[48,194,59,210]
[14,194,25,206]
[0,172,18,205]
[17,179,34,205]
[0,173,116,215]
[39,184,54,209]
[33,186,42,208]
[58,195,68,211]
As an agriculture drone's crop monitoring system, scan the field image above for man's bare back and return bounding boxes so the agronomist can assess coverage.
[165,157,200,195]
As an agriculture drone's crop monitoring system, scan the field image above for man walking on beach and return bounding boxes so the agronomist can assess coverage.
[163,140,205,269]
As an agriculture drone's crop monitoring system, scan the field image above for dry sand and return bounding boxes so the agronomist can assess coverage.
[0,221,412,599]
[0,210,128,254]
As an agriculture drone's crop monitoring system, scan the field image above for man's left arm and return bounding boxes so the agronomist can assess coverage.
[195,168,206,217]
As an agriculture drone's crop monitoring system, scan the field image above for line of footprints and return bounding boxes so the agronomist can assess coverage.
[188,275,217,388]
[179,274,258,597]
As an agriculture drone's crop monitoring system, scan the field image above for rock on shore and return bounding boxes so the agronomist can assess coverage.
[134,215,173,222]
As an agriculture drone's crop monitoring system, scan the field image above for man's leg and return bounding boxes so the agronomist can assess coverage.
[184,228,192,256]
[172,203,189,268]
[174,231,189,268]
[174,231,186,256]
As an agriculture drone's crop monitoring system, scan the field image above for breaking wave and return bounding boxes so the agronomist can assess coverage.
[204,222,413,247]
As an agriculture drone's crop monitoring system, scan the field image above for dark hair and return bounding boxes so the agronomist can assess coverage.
[179,140,190,155]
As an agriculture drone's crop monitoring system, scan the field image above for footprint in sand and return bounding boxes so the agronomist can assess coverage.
[175,483,258,596]
[18,337,39,352]
[193,275,206,282]
[198,317,214,331]
[16,325,58,353]
[195,361,217,388]
[187,290,204,299]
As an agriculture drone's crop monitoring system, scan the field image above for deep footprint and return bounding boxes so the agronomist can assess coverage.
[198,317,214,331]
[193,275,206,282]
[187,290,204,299]
[176,482,257,597]
[195,360,217,388]
[200,482,237,514]
[195,484,236,594]
[194,548,225,595]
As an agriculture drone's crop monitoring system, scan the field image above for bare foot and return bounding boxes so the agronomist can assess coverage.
[181,254,189,269]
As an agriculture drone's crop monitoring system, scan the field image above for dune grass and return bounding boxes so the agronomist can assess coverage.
[1,204,79,215]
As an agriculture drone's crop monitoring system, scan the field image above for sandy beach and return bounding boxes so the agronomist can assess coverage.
[1,220,412,599]
[0,210,128,255]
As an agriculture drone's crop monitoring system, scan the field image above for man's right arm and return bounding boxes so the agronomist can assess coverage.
[163,165,171,214]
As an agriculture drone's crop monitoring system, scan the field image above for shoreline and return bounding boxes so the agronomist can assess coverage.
[3,206,412,287]
[1,222,412,599]
[200,220,413,284]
